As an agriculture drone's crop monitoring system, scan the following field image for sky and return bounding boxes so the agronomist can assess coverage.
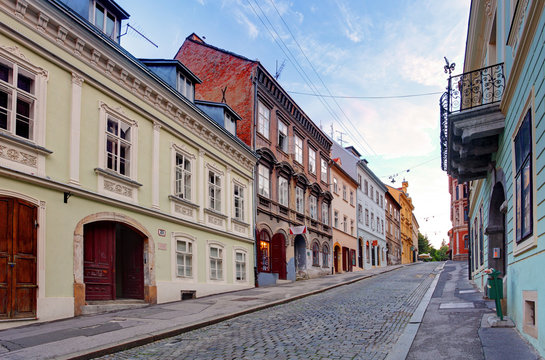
[115,0,471,248]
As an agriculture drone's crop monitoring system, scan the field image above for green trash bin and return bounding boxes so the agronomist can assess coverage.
[486,269,503,320]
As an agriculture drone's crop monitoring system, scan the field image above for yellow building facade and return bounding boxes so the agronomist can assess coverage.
[386,182,415,264]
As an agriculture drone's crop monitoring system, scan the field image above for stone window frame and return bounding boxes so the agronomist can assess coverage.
[257,100,270,140]
[171,233,196,281]
[278,175,289,207]
[207,241,225,282]
[233,246,249,283]
[171,144,195,202]
[258,163,270,198]
[233,180,246,222]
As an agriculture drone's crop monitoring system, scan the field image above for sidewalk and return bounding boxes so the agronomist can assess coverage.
[405,261,541,360]
[0,264,410,360]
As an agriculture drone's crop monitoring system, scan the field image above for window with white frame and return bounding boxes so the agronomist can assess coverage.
[343,215,348,232]
[350,190,354,205]
[175,153,191,200]
[310,195,317,220]
[515,109,533,243]
[278,176,288,207]
[106,115,132,176]
[296,186,304,213]
[308,147,316,174]
[333,178,338,193]
[257,101,270,139]
[209,245,223,280]
[358,175,362,189]
[370,185,374,200]
[381,219,384,234]
[358,204,363,223]
[294,135,303,163]
[321,158,328,182]
[334,210,339,228]
[322,202,329,225]
[377,216,380,232]
[364,179,368,195]
[365,208,369,226]
[371,211,374,230]
[380,195,383,208]
[91,1,118,39]
[258,164,270,198]
[224,112,236,135]
[350,219,354,235]
[343,184,347,201]
[233,184,244,221]
[235,251,246,281]
[278,120,288,152]
[208,170,222,211]
[176,239,193,278]
[0,60,36,140]
[177,72,194,102]
[376,191,379,205]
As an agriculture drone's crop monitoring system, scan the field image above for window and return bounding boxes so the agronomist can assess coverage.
[92,1,117,39]
[370,185,374,200]
[321,158,328,182]
[258,230,270,272]
[515,110,532,243]
[333,178,338,193]
[175,153,191,200]
[258,164,270,198]
[106,116,132,176]
[380,195,383,208]
[343,185,347,201]
[0,61,36,140]
[209,245,223,280]
[358,175,362,189]
[310,195,317,220]
[381,220,384,234]
[235,251,246,281]
[308,147,316,174]
[364,180,368,195]
[350,219,354,236]
[257,101,270,139]
[322,244,329,267]
[365,209,369,226]
[334,210,339,228]
[322,202,329,225]
[350,190,354,205]
[312,242,320,266]
[371,212,375,230]
[377,216,380,233]
[278,176,288,207]
[296,186,304,213]
[208,170,222,211]
[176,239,192,278]
[294,135,303,163]
[464,235,469,249]
[343,215,347,232]
[224,113,236,135]
[278,121,288,152]
[177,73,194,102]
[358,204,363,223]
[233,184,244,221]
[376,191,379,204]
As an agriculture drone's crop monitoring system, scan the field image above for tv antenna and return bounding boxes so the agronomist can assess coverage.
[336,130,347,147]
[119,23,158,48]
[275,59,286,80]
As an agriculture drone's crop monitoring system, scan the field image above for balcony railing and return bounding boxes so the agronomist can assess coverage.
[447,63,505,113]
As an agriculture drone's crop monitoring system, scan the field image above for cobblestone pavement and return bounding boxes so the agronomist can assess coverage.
[97,262,439,360]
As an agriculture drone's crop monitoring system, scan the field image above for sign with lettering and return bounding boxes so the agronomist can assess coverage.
[158,229,166,237]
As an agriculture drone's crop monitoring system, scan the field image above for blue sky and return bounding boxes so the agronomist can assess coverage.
[116,0,470,248]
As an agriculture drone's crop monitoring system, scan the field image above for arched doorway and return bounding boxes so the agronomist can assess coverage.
[487,182,506,276]
[334,245,341,273]
[271,233,286,279]
[294,235,306,271]
[0,196,37,319]
[358,238,363,268]
[84,221,144,301]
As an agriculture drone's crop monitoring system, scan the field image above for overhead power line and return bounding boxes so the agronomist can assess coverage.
[288,91,444,100]
[380,156,440,183]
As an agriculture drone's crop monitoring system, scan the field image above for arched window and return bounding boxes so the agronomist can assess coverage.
[259,230,270,272]
[322,244,329,267]
[312,242,320,266]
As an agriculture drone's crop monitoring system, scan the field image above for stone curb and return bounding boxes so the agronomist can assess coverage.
[385,262,445,360]
[62,264,411,360]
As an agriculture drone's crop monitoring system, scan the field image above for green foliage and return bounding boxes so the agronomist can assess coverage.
[418,232,448,261]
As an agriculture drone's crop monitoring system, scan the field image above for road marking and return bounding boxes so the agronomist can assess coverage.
[459,289,478,294]
[439,302,475,309]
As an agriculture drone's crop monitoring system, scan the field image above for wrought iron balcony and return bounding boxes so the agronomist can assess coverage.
[440,63,506,182]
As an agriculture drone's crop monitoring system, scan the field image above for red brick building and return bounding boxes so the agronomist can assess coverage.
[177,34,333,285]
[448,175,469,261]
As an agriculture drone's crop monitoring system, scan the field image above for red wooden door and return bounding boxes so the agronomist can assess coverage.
[84,222,115,301]
[0,197,37,319]
[333,247,339,273]
[120,231,144,299]
[270,234,286,280]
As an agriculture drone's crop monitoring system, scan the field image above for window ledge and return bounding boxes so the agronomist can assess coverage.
[256,132,271,144]
[94,168,142,187]
[232,218,250,227]
[204,207,227,219]
[513,234,537,256]
[169,195,199,209]
[0,131,52,155]
[276,146,288,156]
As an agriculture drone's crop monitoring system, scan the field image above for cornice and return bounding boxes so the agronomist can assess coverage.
[1,0,256,172]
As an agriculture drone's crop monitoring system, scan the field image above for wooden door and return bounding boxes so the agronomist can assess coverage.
[84,222,115,301]
[333,247,339,273]
[0,197,37,319]
[342,247,347,272]
[120,229,144,299]
[271,234,286,280]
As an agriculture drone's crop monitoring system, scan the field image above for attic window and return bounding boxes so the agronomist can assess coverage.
[224,112,236,135]
[92,1,117,40]
[177,73,194,102]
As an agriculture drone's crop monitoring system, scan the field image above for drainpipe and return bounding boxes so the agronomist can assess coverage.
[467,183,472,280]
[252,70,259,287]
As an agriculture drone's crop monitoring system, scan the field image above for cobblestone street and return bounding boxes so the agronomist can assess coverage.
[98,262,439,360]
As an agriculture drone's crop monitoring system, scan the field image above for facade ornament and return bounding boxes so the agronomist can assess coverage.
[120,69,129,85]
[15,0,27,19]
[0,45,29,61]
[91,49,101,65]
[74,38,85,57]
[106,60,115,75]
[71,72,84,86]
[56,26,68,44]
[144,87,152,100]
[132,78,140,93]
[37,13,49,32]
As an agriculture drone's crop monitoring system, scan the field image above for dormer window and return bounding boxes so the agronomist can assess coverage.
[177,73,194,102]
[91,1,118,40]
[224,112,236,135]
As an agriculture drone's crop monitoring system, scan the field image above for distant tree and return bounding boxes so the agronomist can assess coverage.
[433,244,450,261]
[418,232,432,254]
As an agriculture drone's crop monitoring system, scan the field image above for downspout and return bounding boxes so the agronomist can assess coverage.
[467,183,472,280]
[252,69,259,287]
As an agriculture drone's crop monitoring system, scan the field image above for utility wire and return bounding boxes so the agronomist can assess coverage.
[288,90,444,99]
[267,0,376,155]
[380,156,440,180]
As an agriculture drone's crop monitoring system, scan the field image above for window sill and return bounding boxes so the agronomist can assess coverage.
[232,218,250,227]
[256,132,271,144]
[204,207,227,219]
[169,195,199,209]
[276,146,288,157]
[0,131,52,155]
[513,234,537,256]
[94,168,142,187]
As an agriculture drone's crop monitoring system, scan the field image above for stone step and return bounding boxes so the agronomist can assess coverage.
[82,299,148,315]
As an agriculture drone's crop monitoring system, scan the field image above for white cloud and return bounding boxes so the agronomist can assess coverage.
[235,9,259,39]
[336,1,369,43]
